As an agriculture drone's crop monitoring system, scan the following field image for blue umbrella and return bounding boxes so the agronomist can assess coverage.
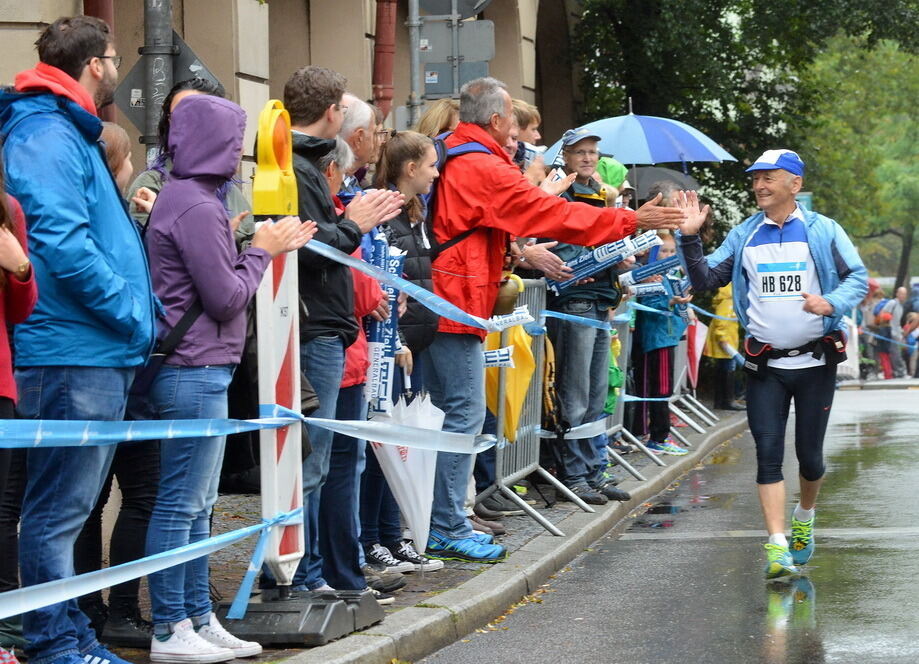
[544,113,736,169]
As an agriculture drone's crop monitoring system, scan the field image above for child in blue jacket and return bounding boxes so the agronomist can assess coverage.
[632,234,691,455]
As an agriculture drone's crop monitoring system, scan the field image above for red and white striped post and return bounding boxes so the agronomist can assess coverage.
[256,250,304,587]
[253,100,303,587]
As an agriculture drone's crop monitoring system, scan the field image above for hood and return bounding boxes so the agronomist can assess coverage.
[169,95,245,179]
[15,63,96,115]
[292,131,336,163]
[0,88,101,142]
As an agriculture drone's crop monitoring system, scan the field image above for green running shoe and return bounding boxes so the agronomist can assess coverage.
[764,542,798,579]
[790,513,815,565]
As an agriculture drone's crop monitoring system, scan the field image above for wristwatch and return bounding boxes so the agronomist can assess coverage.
[14,259,30,280]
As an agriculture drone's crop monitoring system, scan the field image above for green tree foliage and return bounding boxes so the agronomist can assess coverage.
[795,36,918,284]
[573,0,918,229]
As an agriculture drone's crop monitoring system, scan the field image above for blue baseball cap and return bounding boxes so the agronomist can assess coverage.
[745,149,805,176]
[561,127,602,147]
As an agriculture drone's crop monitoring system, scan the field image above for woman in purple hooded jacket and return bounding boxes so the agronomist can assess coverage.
[143,94,315,661]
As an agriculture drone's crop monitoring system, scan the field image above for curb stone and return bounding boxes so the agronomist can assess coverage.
[282,412,749,664]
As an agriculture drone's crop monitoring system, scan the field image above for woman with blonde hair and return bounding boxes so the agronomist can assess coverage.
[416,98,459,137]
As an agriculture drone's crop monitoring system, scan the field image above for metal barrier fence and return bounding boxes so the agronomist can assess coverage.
[477,280,594,537]
[479,285,724,537]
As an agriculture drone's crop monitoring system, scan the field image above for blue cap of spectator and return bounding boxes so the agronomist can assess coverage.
[561,127,602,147]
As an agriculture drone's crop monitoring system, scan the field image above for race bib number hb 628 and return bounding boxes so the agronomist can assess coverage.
[757,261,806,300]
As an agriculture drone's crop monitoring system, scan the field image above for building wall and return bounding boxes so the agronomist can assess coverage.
[0,0,581,162]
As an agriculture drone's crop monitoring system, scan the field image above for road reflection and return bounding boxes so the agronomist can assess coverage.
[763,576,825,663]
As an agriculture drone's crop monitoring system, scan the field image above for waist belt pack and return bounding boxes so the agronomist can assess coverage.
[743,330,847,378]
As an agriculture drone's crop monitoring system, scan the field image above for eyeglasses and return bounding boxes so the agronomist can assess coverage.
[97,55,122,69]
[375,129,397,141]
[565,149,599,158]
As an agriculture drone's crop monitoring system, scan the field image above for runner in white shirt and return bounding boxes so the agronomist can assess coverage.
[675,149,868,579]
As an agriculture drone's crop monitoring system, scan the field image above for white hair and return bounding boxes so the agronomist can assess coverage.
[459,77,508,126]
[339,93,374,140]
[317,136,355,174]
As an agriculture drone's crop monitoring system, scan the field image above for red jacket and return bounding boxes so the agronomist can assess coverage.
[432,123,638,339]
[342,248,385,388]
[1,195,38,401]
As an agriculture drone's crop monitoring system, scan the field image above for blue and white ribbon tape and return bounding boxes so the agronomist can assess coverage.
[0,405,496,455]
[226,510,285,619]
[0,508,302,621]
[620,393,672,402]
[690,303,738,322]
[860,329,912,349]
[304,240,530,333]
[538,418,609,440]
[542,310,611,330]
[628,300,673,317]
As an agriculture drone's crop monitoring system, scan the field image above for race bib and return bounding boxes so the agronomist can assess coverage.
[757,261,806,300]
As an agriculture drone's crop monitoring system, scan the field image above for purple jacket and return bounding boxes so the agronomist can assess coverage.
[146,95,270,366]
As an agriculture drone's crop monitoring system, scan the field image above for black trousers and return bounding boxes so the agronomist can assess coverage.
[746,363,837,485]
[74,437,160,618]
[0,396,25,593]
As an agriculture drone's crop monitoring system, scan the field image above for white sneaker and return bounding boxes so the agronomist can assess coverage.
[196,614,263,657]
[150,618,235,663]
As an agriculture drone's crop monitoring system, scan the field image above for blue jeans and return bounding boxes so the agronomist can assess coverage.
[16,366,133,664]
[292,335,344,589]
[317,384,367,590]
[423,333,485,539]
[145,364,234,626]
[546,301,610,488]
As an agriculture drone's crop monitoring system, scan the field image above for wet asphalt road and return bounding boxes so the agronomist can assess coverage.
[423,389,919,664]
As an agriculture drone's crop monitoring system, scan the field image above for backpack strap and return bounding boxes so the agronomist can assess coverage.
[428,140,494,260]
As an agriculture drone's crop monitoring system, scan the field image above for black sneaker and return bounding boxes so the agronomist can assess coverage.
[101,613,154,648]
[480,493,525,516]
[385,540,445,572]
[361,564,407,593]
[595,480,631,502]
[558,484,608,505]
[369,587,395,605]
[364,542,414,574]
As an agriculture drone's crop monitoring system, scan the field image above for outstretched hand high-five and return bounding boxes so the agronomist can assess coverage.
[672,190,710,235]
[634,192,686,231]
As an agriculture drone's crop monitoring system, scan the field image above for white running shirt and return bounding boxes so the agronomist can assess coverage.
[742,206,825,369]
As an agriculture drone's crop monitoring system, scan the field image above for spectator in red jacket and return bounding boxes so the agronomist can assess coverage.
[423,77,684,563]
[0,160,38,654]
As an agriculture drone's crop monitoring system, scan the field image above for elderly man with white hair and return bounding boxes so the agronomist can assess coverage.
[676,149,868,579]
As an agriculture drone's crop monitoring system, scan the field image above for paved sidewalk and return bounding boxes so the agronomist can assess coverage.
[112,410,746,663]
[276,412,748,664]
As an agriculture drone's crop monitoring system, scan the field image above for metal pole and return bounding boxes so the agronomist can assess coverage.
[407,0,422,126]
[142,0,175,163]
[450,0,460,96]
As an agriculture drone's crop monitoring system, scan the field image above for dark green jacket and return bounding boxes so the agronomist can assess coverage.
[547,179,623,310]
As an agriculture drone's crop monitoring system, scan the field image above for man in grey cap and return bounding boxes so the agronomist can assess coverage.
[543,127,632,506]
[675,149,868,579]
